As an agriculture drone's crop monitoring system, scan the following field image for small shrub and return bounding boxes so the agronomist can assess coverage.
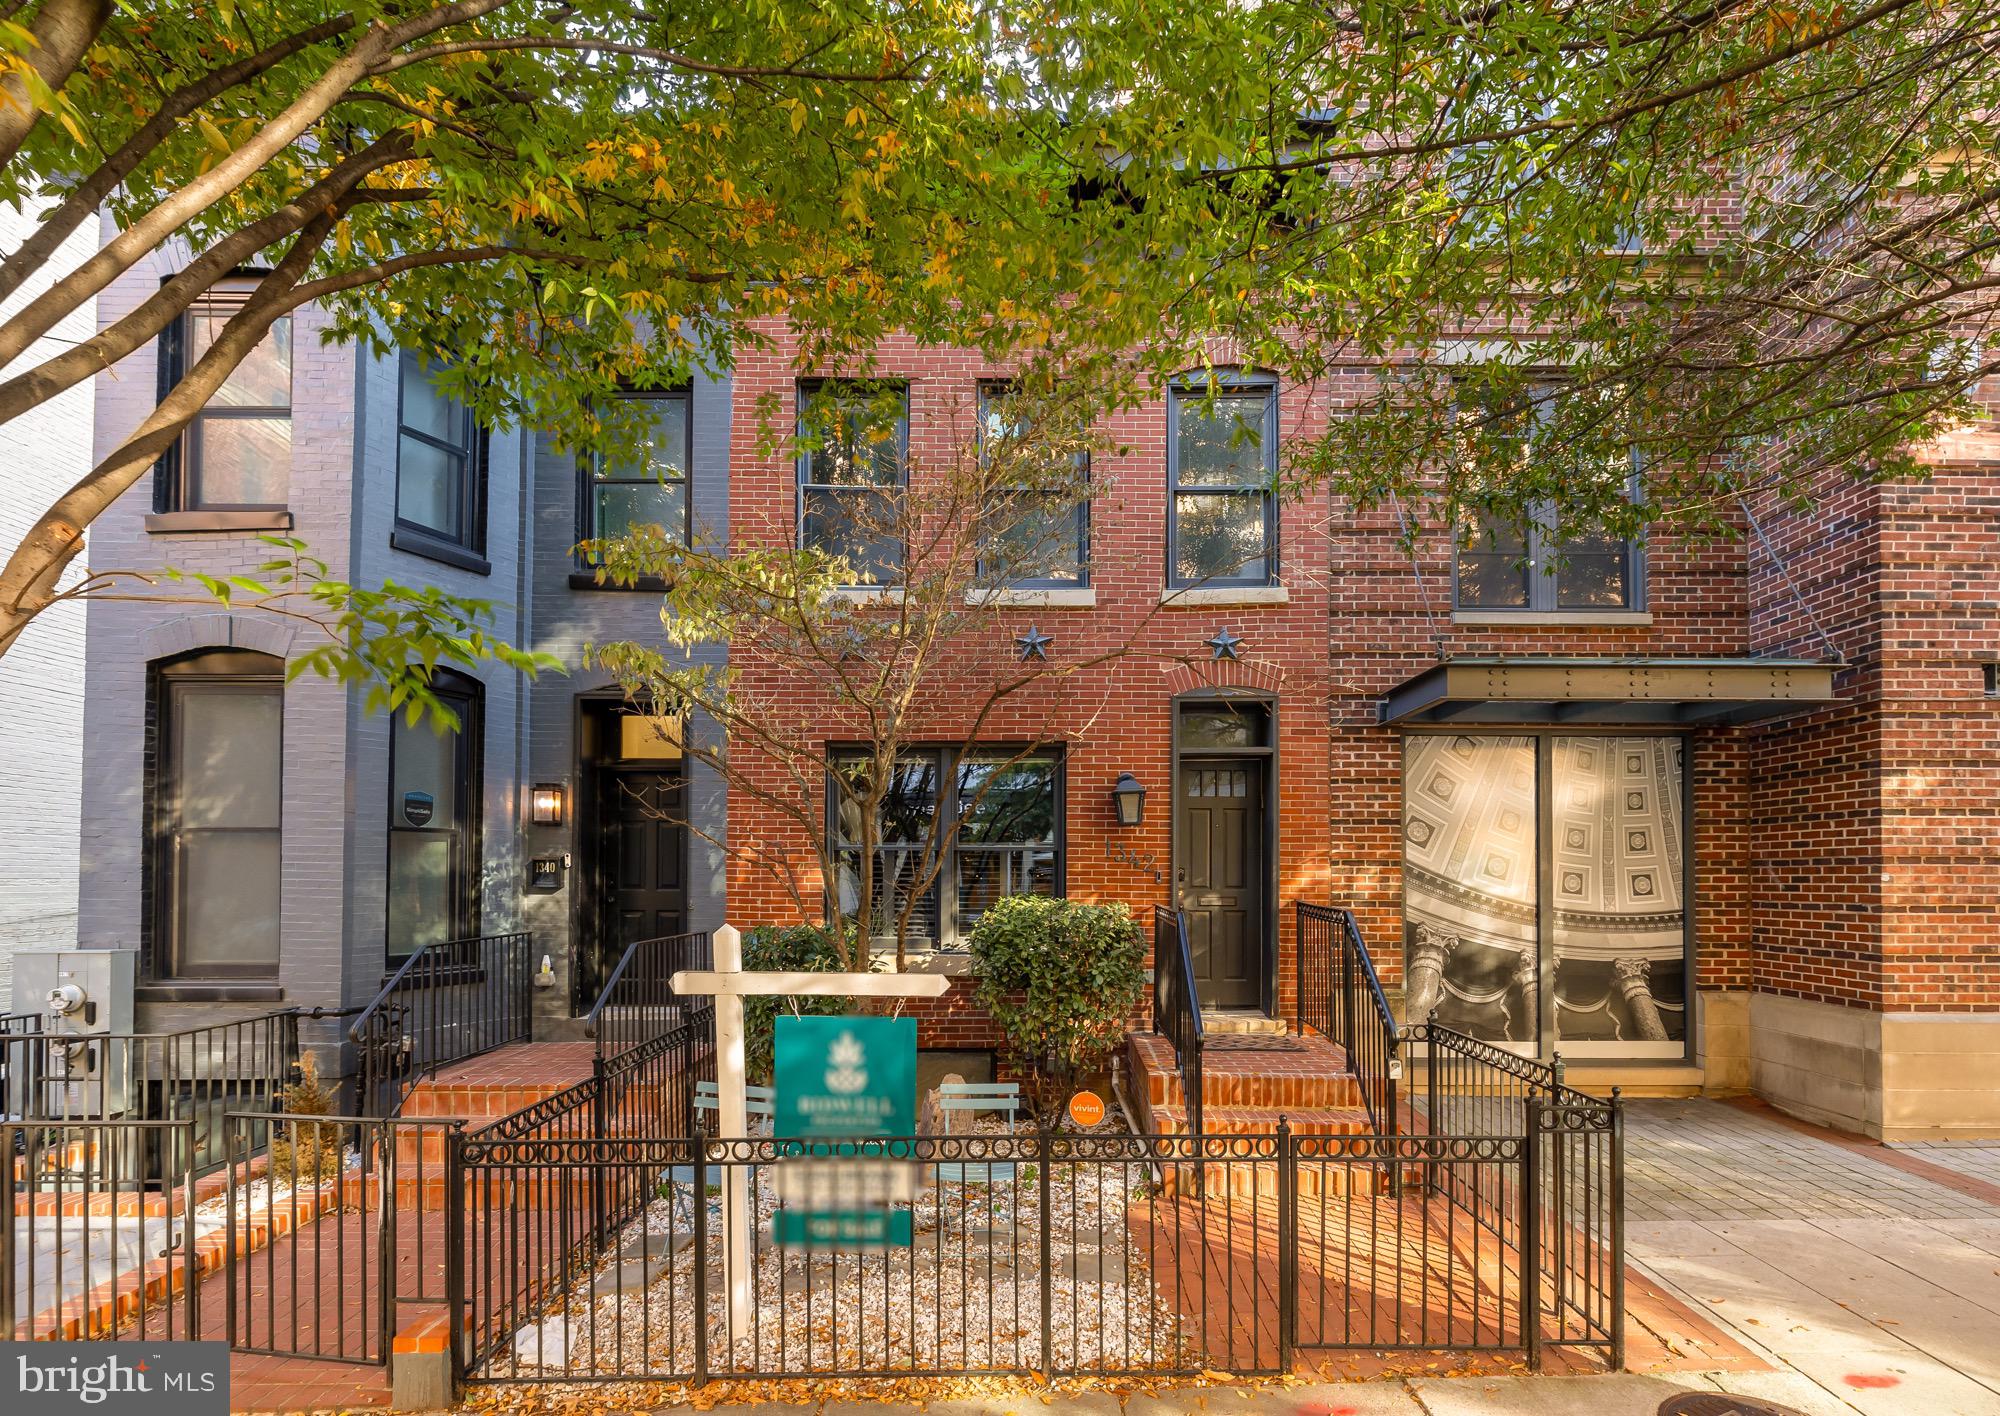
[968,895,1146,1126]
[742,923,851,1086]
[268,1054,345,1182]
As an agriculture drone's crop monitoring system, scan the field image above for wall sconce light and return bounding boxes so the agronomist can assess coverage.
[530,782,567,827]
[1111,773,1146,828]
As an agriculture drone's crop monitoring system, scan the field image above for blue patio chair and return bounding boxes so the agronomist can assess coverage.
[932,1081,1021,1184]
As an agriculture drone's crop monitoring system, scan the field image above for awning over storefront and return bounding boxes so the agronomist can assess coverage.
[1380,656,1840,727]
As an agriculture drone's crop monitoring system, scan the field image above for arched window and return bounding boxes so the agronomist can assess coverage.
[150,650,284,978]
[387,673,483,958]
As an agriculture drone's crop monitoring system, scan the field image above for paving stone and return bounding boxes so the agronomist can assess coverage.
[1257,1380,1423,1414]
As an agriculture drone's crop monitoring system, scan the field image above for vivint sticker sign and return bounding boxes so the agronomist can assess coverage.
[8,1342,228,1415]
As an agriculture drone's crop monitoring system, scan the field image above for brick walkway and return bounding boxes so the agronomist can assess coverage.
[1623,1097,2000,1416]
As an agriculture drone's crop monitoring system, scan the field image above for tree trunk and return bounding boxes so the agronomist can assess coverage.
[0,0,109,171]
[0,220,329,656]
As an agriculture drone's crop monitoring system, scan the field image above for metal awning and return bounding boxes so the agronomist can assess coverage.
[1380,656,1840,727]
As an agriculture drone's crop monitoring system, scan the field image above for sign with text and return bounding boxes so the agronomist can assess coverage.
[771,1015,917,1249]
[7,1342,228,1416]
[773,1015,916,1140]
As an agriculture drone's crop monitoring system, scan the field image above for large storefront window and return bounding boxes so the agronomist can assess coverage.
[1402,733,1688,1057]
[831,747,1062,949]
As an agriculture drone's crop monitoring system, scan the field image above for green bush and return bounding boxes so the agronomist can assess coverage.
[968,895,1146,1125]
[741,923,851,1085]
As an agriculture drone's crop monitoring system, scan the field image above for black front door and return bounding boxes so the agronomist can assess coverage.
[1176,758,1265,1010]
[602,768,687,949]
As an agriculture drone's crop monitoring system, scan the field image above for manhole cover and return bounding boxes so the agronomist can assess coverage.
[1658,1396,1809,1416]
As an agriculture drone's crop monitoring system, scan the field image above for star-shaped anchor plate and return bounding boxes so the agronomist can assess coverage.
[1016,625,1054,661]
[1206,627,1243,661]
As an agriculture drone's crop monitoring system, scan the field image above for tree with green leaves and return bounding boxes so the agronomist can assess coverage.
[0,0,1130,719]
[1,0,1991,718]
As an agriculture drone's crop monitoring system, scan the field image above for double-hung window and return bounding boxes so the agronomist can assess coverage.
[977,383,1088,586]
[1168,377,1277,587]
[395,352,486,563]
[830,747,1063,950]
[798,381,907,584]
[387,674,483,959]
[157,285,292,511]
[584,390,691,558]
[1453,384,1643,613]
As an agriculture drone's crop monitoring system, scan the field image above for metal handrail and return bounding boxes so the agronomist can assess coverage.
[348,932,533,1117]
[1295,902,1401,1132]
[1151,906,1204,1137]
[584,930,711,1058]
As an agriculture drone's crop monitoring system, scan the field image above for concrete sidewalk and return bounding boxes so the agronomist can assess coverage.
[766,1369,1867,1416]
[1620,1098,2000,1416]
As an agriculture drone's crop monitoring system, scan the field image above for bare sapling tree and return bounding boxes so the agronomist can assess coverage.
[587,368,1193,971]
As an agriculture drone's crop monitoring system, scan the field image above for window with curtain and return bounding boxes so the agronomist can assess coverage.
[798,382,907,584]
[396,352,486,556]
[1168,378,1276,586]
[157,286,292,510]
[387,676,482,958]
[152,651,284,978]
[583,390,691,559]
[830,747,1062,949]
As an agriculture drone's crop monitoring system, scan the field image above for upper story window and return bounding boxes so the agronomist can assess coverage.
[387,673,483,960]
[978,382,1087,586]
[829,746,1062,951]
[798,381,907,585]
[1452,383,1643,613]
[583,390,691,560]
[157,286,292,511]
[395,352,486,560]
[1168,377,1277,587]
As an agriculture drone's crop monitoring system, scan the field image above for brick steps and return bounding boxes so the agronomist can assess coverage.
[1144,1103,1374,1137]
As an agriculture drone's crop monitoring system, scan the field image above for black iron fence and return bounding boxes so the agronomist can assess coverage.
[1,1010,302,1176]
[1409,1021,1625,1370]
[1,1117,201,1342]
[351,932,534,1118]
[456,1115,1619,1385]
[1150,907,1204,1136]
[1295,903,1402,1133]
[585,931,712,1059]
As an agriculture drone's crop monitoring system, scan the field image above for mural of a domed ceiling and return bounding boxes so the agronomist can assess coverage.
[1403,734,1687,1049]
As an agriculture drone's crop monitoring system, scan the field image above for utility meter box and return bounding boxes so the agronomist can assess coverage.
[9,948,138,1119]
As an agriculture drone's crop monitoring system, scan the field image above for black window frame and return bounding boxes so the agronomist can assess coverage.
[154,283,294,513]
[385,672,484,962]
[827,744,1066,951]
[392,350,490,569]
[147,649,285,981]
[576,388,694,574]
[1450,381,1647,615]
[976,380,1090,588]
[1166,374,1279,588]
[797,379,910,586]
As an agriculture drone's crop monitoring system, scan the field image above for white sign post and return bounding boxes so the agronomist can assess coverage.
[671,923,949,1343]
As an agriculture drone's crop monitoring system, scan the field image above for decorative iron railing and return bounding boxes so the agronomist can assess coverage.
[584,931,712,1059]
[1295,902,1402,1132]
[350,932,534,1118]
[1151,906,1204,1137]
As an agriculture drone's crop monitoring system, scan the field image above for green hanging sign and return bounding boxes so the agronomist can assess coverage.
[772,1015,917,1140]
[771,1015,918,1249]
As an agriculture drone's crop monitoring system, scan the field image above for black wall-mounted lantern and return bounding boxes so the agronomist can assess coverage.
[1111,773,1147,827]
[530,782,567,827]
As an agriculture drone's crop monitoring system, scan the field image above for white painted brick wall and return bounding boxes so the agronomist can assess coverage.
[0,197,95,1003]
